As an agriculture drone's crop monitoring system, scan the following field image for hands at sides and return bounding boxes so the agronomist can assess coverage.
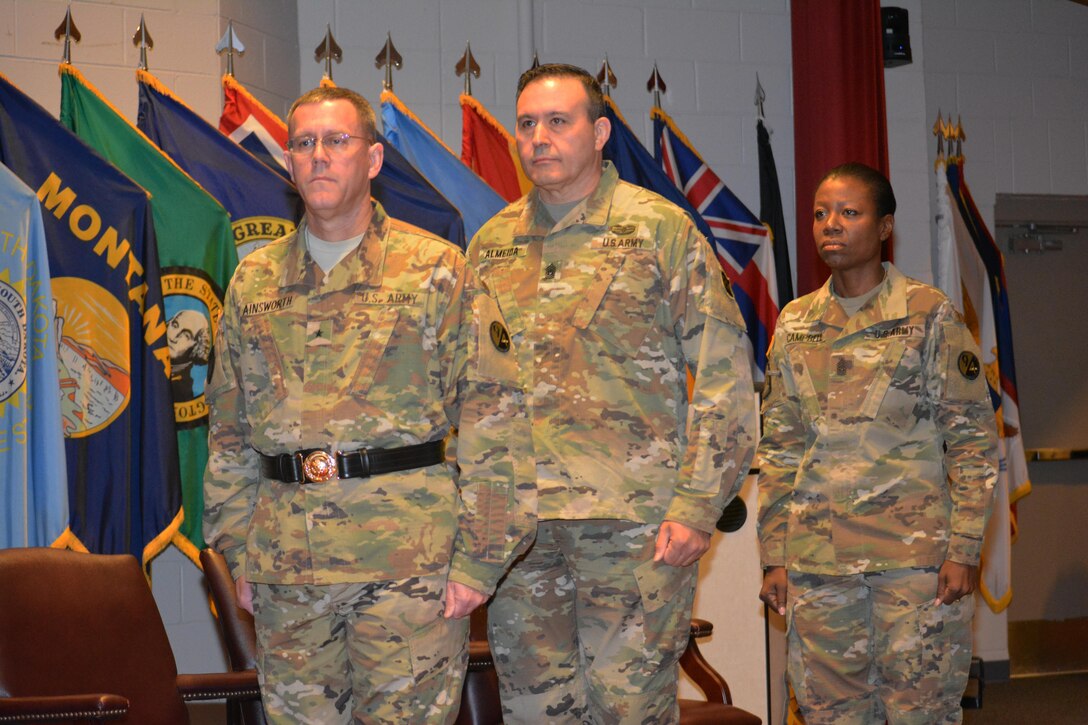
[934,560,979,606]
[759,566,787,616]
[235,573,255,614]
[653,520,712,568]
[443,580,488,619]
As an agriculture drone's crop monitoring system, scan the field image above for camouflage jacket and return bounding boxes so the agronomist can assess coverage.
[467,162,757,534]
[757,263,998,574]
[203,203,531,593]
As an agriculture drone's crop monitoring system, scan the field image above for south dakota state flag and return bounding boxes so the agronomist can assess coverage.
[61,64,237,563]
[0,72,181,568]
[653,107,779,375]
[0,163,68,549]
[137,70,301,260]
[381,90,506,242]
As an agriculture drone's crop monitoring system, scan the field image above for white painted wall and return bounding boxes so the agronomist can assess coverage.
[4,0,1088,710]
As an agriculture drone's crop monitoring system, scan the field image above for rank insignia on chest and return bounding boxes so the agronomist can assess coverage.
[489,321,511,352]
[957,351,981,379]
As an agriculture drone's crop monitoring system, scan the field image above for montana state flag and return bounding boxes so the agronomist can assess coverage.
[0,163,68,549]
[0,72,181,568]
[137,70,301,260]
[60,64,237,563]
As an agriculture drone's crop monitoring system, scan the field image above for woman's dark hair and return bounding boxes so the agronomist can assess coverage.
[820,162,896,217]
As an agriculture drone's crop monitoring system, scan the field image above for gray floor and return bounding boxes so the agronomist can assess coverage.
[963,672,1088,725]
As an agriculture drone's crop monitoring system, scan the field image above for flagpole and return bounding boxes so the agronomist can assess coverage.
[646,62,666,110]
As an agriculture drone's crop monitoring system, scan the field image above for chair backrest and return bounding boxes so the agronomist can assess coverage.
[0,547,189,724]
[199,549,258,671]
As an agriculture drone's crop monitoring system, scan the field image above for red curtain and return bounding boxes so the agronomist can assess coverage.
[791,0,891,295]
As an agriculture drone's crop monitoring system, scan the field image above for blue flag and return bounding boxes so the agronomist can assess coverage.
[137,70,302,259]
[0,163,68,548]
[381,90,506,242]
[0,72,181,568]
[653,107,777,375]
[373,132,467,249]
[601,98,713,240]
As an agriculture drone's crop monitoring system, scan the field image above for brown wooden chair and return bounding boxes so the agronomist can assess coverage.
[0,547,260,724]
[199,548,266,725]
[455,610,761,725]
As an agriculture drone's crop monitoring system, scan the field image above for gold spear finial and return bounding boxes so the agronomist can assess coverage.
[374,32,402,91]
[314,25,343,81]
[132,14,154,70]
[456,42,481,96]
[646,62,666,109]
[597,55,616,97]
[53,6,81,65]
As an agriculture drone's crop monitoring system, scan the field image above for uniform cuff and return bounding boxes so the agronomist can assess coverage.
[664,494,722,535]
[946,533,983,566]
[448,551,507,596]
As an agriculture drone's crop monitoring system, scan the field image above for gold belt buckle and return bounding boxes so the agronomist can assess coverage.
[302,450,337,483]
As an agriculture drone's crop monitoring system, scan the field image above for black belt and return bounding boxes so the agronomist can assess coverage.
[258,440,446,484]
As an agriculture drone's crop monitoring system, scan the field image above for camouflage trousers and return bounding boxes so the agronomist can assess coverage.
[488,519,697,725]
[252,574,469,725]
[786,567,974,725]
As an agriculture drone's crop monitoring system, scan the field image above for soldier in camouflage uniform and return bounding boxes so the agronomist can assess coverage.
[469,64,758,724]
[203,86,531,725]
[757,163,998,724]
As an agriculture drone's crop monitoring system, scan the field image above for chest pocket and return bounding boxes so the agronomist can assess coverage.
[571,251,661,350]
[348,306,400,398]
[245,316,288,404]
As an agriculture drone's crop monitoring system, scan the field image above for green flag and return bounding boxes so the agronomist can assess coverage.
[60,64,238,563]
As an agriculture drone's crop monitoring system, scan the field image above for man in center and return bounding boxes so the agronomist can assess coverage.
[467,63,758,723]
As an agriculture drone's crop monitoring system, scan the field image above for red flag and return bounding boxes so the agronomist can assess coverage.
[460,94,529,203]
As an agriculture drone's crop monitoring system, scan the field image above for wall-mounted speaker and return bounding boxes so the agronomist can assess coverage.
[882,7,912,68]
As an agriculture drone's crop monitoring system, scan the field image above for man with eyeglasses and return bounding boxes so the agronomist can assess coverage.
[204,86,531,724]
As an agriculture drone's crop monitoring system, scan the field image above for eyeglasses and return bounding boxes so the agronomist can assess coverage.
[286,132,368,155]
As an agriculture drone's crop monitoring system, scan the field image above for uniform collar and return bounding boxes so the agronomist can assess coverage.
[803,262,908,331]
[512,160,619,240]
[280,201,389,289]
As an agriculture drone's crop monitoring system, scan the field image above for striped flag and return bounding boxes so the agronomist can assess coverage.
[935,154,1031,612]
[653,107,778,376]
[219,74,291,180]
[460,94,530,202]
